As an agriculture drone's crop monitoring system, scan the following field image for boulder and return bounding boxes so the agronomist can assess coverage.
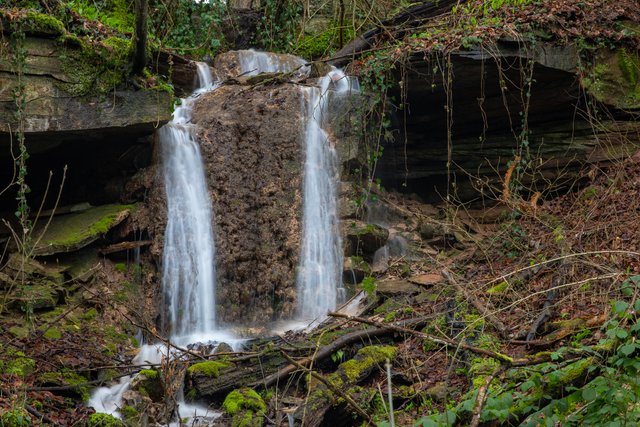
[344,221,389,261]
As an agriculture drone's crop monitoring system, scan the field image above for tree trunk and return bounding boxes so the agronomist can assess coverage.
[131,0,148,75]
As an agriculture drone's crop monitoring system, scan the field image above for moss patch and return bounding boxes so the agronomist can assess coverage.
[39,370,91,400]
[582,48,640,110]
[0,348,35,377]
[188,360,231,378]
[86,413,125,427]
[33,204,135,256]
[340,345,397,383]
[223,388,266,427]
[21,11,66,36]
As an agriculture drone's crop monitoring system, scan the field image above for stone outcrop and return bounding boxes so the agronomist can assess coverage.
[0,35,173,137]
[191,81,305,323]
[376,41,640,202]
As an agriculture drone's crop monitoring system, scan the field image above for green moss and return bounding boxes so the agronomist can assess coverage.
[87,413,125,427]
[114,263,127,273]
[487,281,509,294]
[120,405,139,424]
[81,308,98,321]
[23,11,66,36]
[138,369,159,379]
[618,48,639,86]
[185,388,198,401]
[187,360,231,378]
[0,408,32,427]
[296,24,355,60]
[34,204,135,255]
[42,327,62,340]
[223,388,267,415]
[340,345,397,383]
[0,349,35,377]
[39,370,91,401]
[8,326,29,339]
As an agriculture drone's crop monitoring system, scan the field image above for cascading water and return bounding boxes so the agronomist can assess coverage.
[297,70,359,321]
[89,63,234,423]
[160,63,217,344]
[235,49,307,76]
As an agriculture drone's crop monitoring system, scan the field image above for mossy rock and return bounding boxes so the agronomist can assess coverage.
[86,413,125,427]
[582,48,640,110]
[32,204,135,256]
[346,222,389,260]
[0,10,66,36]
[338,345,396,383]
[0,348,35,377]
[223,388,266,427]
[131,369,163,402]
[187,360,232,378]
[38,370,91,400]
[11,281,59,311]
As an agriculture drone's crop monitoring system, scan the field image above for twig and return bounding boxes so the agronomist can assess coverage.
[329,312,561,367]
[280,351,373,425]
[469,365,504,427]
[442,269,510,339]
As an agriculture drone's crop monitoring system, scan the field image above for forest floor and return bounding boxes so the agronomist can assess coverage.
[2,150,639,426]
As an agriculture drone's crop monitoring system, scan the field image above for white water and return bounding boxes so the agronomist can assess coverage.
[297,69,359,321]
[235,49,307,76]
[161,63,217,342]
[89,63,231,423]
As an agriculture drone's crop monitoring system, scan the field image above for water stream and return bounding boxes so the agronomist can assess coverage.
[297,70,359,322]
[88,63,229,423]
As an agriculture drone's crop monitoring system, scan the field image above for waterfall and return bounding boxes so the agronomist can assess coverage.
[297,69,359,321]
[88,63,228,423]
[235,49,307,76]
[160,63,217,344]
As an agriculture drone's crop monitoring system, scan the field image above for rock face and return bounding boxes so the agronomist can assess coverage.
[0,36,173,136]
[0,30,173,213]
[377,41,640,202]
[191,82,305,323]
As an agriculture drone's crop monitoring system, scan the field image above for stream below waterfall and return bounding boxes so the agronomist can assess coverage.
[88,51,359,425]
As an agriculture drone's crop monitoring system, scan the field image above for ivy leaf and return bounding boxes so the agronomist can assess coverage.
[582,387,597,401]
[613,300,629,316]
[520,380,535,392]
[619,343,636,356]
[615,328,629,339]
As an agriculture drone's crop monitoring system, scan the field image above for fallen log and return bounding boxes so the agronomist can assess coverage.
[328,0,458,66]
[99,240,153,255]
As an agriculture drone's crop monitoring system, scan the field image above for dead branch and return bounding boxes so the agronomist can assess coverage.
[256,316,430,388]
[280,350,373,425]
[442,269,510,339]
[328,312,571,367]
[469,365,505,427]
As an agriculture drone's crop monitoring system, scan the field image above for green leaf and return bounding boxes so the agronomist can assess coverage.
[613,300,629,315]
[615,328,629,339]
[520,380,535,392]
[619,343,636,356]
[582,387,597,401]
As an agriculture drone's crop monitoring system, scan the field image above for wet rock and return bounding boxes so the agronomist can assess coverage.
[31,204,134,256]
[214,50,308,80]
[345,221,389,261]
[215,342,234,354]
[184,83,304,323]
[408,273,444,287]
[342,256,371,284]
[376,279,422,296]
[371,246,389,274]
